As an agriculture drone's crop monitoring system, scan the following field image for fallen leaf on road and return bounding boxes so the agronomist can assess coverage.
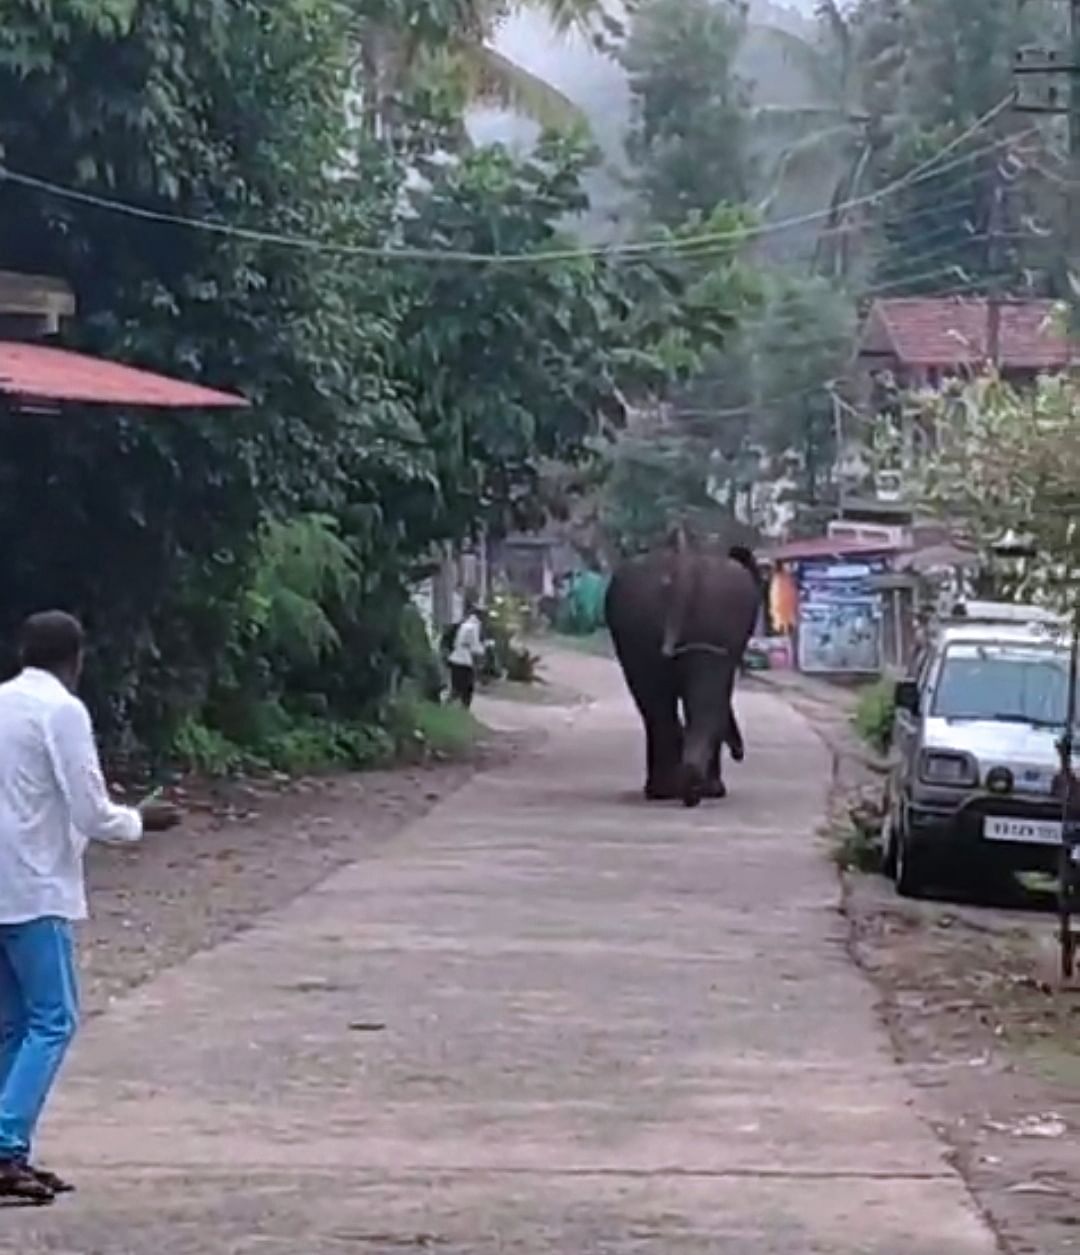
[1012,1113,1067,1139]
[1005,1181,1065,1196]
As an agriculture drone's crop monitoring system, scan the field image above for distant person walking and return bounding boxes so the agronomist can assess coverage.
[0,612,179,1203]
[447,603,485,709]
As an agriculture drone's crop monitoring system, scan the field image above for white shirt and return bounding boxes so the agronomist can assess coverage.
[449,615,484,668]
[0,668,142,924]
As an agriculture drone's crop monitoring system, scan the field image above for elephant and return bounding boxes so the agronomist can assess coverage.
[605,533,761,808]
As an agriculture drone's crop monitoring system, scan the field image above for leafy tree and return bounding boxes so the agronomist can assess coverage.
[917,372,1080,608]
[0,0,747,762]
[621,0,752,228]
[752,274,855,503]
[848,0,1047,295]
[0,0,400,753]
[349,0,614,139]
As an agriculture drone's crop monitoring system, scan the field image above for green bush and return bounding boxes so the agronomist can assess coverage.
[384,688,479,760]
[482,591,540,684]
[259,721,394,775]
[854,681,896,756]
[171,719,247,777]
[408,699,480,758]
[397,604,443,703]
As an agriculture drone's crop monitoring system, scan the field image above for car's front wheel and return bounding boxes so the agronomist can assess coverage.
[893,809,930,899]
[882,795,898,878]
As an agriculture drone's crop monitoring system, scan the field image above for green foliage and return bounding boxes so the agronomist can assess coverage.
[403,696,480,757]
[753,275,855,498]
[258,720,395,775]
[0,0,760,771]
[246,516,360,667]
[848,0,1048,294]
[915,371,1080,609]
[854,680,896,756]
[622,0,752,227]
[171,718,247,778]
[481,590,530,680]
[0,0,399,752]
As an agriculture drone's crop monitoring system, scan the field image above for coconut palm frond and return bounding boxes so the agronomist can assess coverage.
[749,103,867,129]
[459,43,591,131]
[755,121,863,211]
[509,0,613,35]
[815,0,850,61]
[812,139,876,279]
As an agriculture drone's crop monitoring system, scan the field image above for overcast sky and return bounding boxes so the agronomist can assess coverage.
[472,0,818,155]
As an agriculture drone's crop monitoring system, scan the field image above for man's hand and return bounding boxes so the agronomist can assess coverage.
[139,798,182,833]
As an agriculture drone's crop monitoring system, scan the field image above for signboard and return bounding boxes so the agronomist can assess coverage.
[796,560,884,674]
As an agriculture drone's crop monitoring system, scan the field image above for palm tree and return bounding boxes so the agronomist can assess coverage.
[742,0,890,279]
[352,0,614,140]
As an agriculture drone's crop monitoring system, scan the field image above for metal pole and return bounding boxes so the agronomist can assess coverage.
[1071,0,1080,338]
[1059,606,1080,978]
[1013,1,1080,977]
[1064,0,1080,978]
[986,173,1004,366]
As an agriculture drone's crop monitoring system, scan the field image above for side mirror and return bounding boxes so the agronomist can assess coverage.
[894,679,920,716]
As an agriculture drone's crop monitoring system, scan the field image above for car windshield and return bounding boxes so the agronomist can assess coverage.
[932,644,1077,726]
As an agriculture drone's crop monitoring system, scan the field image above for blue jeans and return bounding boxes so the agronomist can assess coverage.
[0,918,79,1160]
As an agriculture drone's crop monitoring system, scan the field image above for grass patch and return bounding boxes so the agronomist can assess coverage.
[399,697,481,759]
[170,694,481,779]
[853,680,895,756]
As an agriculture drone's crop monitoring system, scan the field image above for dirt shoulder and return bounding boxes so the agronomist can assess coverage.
[83,720,541,1021]
[752,671,1080,1255]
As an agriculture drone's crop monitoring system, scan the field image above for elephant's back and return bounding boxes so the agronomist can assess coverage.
[605,551,673,645]
[681,554,759,648]
[605,547,759,652]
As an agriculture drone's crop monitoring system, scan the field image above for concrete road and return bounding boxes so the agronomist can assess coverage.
[8,655,997,1253]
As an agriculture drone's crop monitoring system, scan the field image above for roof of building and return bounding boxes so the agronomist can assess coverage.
[858,297,1073,370]
[765,535,908,563]
[0,342,248,409]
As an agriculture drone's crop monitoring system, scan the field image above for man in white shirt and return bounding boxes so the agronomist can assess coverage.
[447,603,485,709]
[0,612,178,1203]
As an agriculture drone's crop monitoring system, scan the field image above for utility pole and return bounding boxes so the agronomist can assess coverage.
[1015,7,1080,978]
[1014,0,1080,327]
[1072,0,1080,335]
[986,165,1006,366]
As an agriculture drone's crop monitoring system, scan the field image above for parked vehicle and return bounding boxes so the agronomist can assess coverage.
[884,602,1075,897]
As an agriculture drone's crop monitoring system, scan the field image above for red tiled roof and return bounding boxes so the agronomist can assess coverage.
[859,297,1072,369]
[0,342,248,409]
[766,536,908,563]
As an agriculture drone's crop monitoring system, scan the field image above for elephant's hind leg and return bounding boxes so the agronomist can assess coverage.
[703,741,728,799]
[644,698,683,800]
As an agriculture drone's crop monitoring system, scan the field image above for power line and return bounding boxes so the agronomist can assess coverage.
[0,97,1025,267]
[593,128,1039,270]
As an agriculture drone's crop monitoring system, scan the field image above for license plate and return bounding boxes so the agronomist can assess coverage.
[984,817,1063,845]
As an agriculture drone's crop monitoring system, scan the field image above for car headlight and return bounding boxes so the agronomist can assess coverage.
[919,751,979,787]
[986,766,1014,795]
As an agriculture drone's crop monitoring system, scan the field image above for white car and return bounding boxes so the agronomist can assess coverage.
[885,604,1077,897]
